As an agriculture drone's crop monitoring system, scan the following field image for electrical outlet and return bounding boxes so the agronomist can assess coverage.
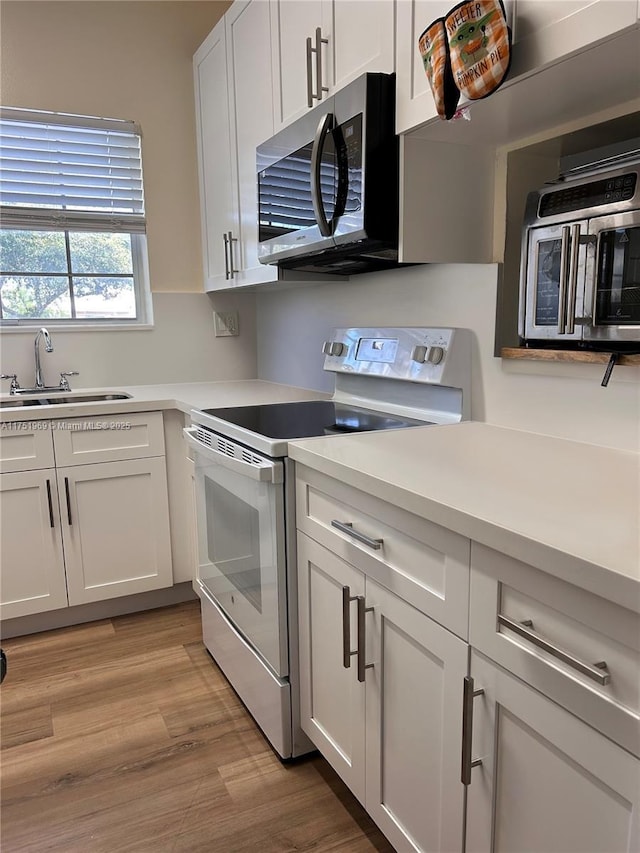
[214,310,239,337]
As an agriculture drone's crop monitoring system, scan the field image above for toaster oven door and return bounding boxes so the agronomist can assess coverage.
[584,211,640,344]
[523,223,588,342]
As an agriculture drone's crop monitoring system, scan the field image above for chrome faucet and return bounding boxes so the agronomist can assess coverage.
[34,327,53,389]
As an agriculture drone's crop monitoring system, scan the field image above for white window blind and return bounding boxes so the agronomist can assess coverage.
[0,108,145,233]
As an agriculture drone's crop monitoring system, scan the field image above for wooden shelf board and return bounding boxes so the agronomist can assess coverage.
[501,348,640,366]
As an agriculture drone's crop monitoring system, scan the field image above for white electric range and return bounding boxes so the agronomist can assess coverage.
[184,327,471,758]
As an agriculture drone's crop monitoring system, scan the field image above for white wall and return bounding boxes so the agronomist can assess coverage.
[1,291,257,389]
[255,265,640,452]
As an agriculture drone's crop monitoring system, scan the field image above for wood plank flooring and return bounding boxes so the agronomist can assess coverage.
[0,600,395,852]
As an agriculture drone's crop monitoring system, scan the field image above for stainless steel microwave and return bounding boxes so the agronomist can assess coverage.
[519,156,640,347]
[256,73,399,276]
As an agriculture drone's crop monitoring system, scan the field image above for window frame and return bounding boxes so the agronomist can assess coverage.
[0,107,153,331]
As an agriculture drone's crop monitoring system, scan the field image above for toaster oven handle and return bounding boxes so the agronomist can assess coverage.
[557,225,571,335]
[311,112,335,238]
[565,224,581,335]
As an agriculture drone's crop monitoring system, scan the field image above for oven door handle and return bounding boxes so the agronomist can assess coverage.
[183,428,283,484]
[311,111,335,238]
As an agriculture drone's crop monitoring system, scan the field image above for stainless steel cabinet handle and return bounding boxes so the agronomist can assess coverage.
[498,614,611,685]
[227,231,239,278]
[557,224,571,334]
[461,675,484,786]
[306,36,314,107]
[312,27,329,102]
[64,477,72,526]
[356,595,374,682]
[342,585,357,669]
[46,478,54,528]
[223,232,230,280]
[331,520,383,550]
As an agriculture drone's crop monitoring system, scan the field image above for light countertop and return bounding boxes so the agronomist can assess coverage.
[0,379,329,423]
[289,422,640,612]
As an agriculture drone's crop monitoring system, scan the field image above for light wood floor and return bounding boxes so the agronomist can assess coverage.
[0,600,395,853]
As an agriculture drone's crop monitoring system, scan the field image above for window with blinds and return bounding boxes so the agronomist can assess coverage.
[0,108,150,325]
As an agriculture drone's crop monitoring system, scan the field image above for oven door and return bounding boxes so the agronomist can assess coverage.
[584,211,640,344]
[522,222,588,341]
[184,427,288,678]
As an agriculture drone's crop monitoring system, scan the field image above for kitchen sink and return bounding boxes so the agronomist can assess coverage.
[0,393,132,408]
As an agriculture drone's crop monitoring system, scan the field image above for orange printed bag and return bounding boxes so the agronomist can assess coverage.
[418,18,460,121]
[445,0,511,101]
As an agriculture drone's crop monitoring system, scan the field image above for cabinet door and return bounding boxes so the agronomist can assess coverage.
[396,0,452,133]
[270,0,324,131]
[512,1,637,76]
[0,470,68,619]
[365,579,468,853]
[226,0,278,287]
[297,532,366,802]
[194,19,237,290]
[326,0,395,94]
[58,458,172,606]
[465,651,640,853]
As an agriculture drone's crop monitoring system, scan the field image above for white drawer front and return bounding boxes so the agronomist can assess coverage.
[296,464,470,638]
[53,412,165,466]
[470,542,640,757]
[0,421,54,472]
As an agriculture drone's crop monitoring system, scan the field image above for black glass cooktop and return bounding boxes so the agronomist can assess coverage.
[202,400,431,440]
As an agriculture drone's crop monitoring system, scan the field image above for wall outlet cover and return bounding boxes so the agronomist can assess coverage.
[214,311,239,337]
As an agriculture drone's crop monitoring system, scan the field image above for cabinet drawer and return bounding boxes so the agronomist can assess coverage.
[470,542,640,757]
[52,412,165,466]
[0,421,55,472]
[295,464,470,638]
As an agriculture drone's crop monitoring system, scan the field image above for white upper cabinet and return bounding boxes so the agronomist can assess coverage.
[226,0,279,287]
[396,0,452,133]
[194,19,236,290]
[396,0,639,136]
[270,0,395,133]
[194,1,280,291]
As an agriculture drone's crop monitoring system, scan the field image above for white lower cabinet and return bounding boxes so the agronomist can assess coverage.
[465,650,640,853]
[297,531,467,851]
[0,469,68,618]
[57,458,172,606]
[0,414,173,621]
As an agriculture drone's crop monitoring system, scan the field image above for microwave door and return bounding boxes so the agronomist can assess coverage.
[524,223,586,342]
[256,101,337,264]
[584,212,640,344]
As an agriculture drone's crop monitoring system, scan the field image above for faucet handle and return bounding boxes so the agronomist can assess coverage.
[59,371,79,391]
[1,374,21,394]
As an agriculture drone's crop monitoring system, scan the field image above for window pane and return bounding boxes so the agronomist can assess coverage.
[69,232,134,275]
[0,230,67,273]
[0,275,72,318]
[72,276,136,319]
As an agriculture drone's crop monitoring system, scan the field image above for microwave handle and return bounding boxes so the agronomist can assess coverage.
[557,225,571,334]
[311,112,335,237]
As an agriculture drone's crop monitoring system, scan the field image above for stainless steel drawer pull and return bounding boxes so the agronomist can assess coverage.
[461,675,484,786]
[331,520,383,550]
[498,614,611,686]
[342,585,358,669]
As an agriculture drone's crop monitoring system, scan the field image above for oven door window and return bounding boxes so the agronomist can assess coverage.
[593,224,640,325]
[524,224,585,341]
[194,449,288,678]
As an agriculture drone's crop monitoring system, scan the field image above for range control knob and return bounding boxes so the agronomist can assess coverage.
[411,345,428,364]
[322,340,346,357]
[426,346,445,365]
